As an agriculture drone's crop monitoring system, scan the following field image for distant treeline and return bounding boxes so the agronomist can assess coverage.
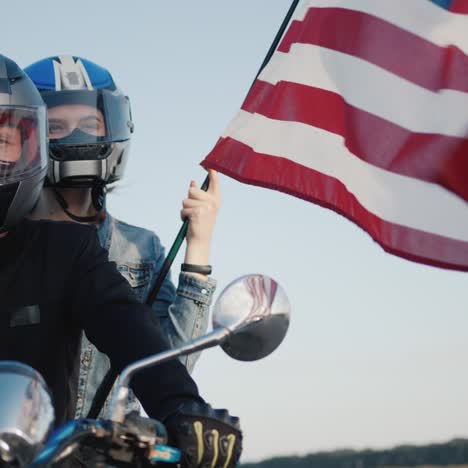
[241,438,468,468]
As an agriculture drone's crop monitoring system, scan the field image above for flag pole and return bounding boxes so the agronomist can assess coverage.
[86,0,301,419]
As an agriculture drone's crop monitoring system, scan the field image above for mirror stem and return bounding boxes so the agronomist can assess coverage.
[110,328,230,422]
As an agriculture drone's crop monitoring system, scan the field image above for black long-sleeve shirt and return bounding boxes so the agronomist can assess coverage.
[0,219,200,426]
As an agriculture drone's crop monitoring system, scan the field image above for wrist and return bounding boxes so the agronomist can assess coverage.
[184,240,211,265]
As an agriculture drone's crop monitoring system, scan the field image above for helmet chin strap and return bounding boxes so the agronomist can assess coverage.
[52,183,107,223]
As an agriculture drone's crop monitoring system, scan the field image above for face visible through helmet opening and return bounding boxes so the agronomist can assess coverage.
[48,104,106,140]
[42,89,132,162]
[0,107,46,185]
[47,102,109,166]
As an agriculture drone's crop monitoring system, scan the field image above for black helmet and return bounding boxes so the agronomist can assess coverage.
[24,55,134,189]
[0,55,47,232]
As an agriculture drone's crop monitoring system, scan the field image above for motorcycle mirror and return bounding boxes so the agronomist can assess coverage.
[212,274,290,361]
[111,274,291,422]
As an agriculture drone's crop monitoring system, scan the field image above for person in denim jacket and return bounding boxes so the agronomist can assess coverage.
[25,56,218,418]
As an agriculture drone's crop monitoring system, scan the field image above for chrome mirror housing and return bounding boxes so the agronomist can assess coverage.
[213,274,290,361]
[0,361,54,466]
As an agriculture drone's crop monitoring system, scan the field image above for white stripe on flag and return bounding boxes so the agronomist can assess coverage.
[258,45,468,138]
[296,0,468,55]
[223,110,468,242]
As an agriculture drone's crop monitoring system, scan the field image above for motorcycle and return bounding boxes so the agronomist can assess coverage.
[0,274,290,467]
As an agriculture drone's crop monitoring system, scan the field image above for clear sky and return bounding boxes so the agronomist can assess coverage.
[5,0,467,463]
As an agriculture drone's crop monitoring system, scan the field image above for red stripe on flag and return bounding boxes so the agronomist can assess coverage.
[202,137,468,271]
[450,0,468,13]
[242,80,468,201]
[278,7,468,93]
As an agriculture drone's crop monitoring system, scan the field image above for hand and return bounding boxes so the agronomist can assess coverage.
[164,401,242,468]
[181,169,220,266]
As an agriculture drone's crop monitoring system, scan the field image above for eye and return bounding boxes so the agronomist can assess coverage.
[48,121,67,137]
[81,117,98,126]
[79,117,105,136]
[83,121,98,130]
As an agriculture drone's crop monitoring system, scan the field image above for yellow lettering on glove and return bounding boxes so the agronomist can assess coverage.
[194,421,204,465]
[223,434,237,468]
[209,429,220,468]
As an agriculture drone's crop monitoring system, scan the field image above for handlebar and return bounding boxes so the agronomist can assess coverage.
[31,419,112,467]
[31,414,181,467]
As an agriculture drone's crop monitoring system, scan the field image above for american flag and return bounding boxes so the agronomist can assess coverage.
[202,0,468,271]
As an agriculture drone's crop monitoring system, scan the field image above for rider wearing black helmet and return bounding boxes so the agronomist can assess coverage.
[0,54,241,468]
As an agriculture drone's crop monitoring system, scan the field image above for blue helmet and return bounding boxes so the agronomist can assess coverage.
[25,55,134,188]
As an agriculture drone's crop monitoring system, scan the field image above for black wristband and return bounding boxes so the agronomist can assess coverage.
[181,263,212,275]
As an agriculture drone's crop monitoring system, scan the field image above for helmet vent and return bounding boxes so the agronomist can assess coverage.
[53,56,93,91]
[65,72,80,86]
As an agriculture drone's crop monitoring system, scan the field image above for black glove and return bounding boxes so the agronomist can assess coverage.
[164,401,242,468]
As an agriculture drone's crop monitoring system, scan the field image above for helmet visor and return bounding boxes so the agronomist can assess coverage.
[0,107,47,184]
[41,89,132,145]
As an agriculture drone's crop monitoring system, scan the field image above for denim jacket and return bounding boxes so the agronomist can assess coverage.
[74,212,215,419]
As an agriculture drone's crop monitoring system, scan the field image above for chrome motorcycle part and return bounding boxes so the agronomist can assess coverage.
[0,361,54,466]
[213,274,290,361]
[110,274,290,422]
